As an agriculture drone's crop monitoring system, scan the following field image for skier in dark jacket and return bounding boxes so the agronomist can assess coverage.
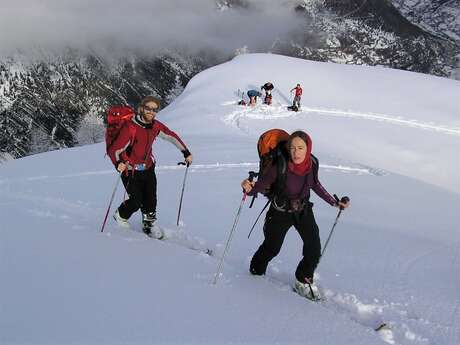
[241,130,349,299]
[261,82,274,96]
[107,95,192,236]
[261,82,274,105]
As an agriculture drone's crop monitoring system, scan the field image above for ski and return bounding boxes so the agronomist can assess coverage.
[144,224,214,256]
[292,287,322,302]
[258,274,389,333]
[374,323,390,332]
[292,288,324,302]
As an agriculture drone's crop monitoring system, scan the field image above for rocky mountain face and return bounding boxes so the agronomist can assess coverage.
[277,0,458,75]
[1,0,458,160]
[0,51,219,159]
[391,0,460,41]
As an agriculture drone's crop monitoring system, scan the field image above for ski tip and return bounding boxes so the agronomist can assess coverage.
[374,323,389,332]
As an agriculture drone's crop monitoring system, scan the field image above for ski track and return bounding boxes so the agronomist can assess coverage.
[105,224,215,257]
[0,161,384,186]
[215,254,431,345]
[223,102,460,137]
[1,173,437,345]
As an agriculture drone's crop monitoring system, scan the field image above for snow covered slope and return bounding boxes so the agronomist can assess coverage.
[1,54,459,345]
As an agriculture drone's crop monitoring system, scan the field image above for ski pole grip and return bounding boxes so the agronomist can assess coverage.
[242,171,258,196]
[334,194,350,210]
[248,171,258,182]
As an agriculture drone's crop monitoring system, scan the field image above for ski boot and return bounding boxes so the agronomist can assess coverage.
[294,277,321,301]
[142,212,163,239]
[113,209,130,228]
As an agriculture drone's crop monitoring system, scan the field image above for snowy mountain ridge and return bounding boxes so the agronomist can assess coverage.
[1,0,459,160]
[1,54,459,345]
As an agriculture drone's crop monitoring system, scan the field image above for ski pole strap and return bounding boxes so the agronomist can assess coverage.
[247,199,271,239]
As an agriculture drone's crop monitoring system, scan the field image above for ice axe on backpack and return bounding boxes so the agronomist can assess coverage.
[176,161,190,226]
[212,171,258,285]
[320,194,350,259]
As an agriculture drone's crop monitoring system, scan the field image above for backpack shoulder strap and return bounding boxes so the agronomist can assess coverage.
[311,153,319,183]
[271,143,289,200]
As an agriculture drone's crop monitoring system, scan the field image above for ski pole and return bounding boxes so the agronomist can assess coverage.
[176,161,190,226]
[247,199,270,239]
[320,195,350,257]
[100,171,122,233]
[248,172,259,209]
[213,172,257,285]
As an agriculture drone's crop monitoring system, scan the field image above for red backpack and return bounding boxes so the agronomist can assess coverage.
[105,105,135,153]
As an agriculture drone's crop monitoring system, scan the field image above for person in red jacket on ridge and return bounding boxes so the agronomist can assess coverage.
[290,83,303,109]
[107,95,193,236]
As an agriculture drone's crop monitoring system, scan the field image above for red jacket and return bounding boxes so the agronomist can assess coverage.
[108,115,189,170]
[293,86,302,97]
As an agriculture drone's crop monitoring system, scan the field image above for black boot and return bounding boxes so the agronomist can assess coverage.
[142,212,156,235]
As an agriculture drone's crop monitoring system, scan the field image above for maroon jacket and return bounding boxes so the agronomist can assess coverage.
[248,164,336,206]
[108,115,189,170]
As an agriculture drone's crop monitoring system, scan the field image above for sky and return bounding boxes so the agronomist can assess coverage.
[0,0,306,57]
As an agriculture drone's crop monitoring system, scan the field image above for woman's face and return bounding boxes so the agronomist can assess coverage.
[289,137,307,164]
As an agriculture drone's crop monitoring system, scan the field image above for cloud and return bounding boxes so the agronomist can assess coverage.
[0,0,305,57]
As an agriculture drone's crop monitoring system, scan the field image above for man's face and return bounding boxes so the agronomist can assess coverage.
[141,101,159,123]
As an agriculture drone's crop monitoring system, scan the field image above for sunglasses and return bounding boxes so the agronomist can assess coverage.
[144,105,159,112]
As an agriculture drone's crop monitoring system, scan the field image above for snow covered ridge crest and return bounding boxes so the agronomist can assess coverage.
[1,0,459,160]
[1,53,460,345]
[169,53,460,193]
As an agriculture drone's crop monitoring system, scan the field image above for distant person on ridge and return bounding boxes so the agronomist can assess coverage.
[290,83,303,109]
[261,82,274,105]
[107,95,193,236]
[247,90,262,106]
[241,130,349,300]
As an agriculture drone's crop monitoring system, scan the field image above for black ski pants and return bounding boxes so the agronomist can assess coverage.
[250,203,321,282]
[118,166,157,220]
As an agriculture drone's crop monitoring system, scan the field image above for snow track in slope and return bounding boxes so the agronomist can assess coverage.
[213,257,433,345]
[224,102,460,137]
[0,161,384,185]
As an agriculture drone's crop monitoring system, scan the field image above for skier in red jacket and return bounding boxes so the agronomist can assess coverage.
[107,95,192,236]
[290,84,303,109]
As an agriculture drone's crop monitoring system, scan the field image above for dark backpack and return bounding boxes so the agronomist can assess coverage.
[256,129,290,199]
[256,129,319,200]
[105,105,135,154]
